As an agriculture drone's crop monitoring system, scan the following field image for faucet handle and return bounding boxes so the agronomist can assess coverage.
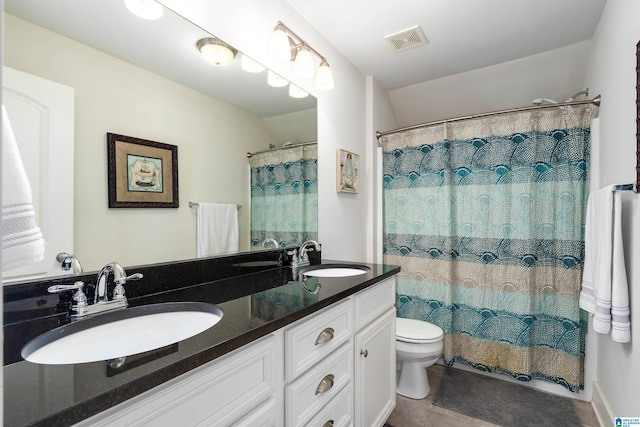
[125,272,143,283]
[48,281,84,294]
[113,272,143,300]
[48,281,88,316]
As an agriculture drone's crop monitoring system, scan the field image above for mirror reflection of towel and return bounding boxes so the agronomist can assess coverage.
[196,203,238,257]
[2,105,45,271]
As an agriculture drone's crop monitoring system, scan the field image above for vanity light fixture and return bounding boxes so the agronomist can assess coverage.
[123,0,163,20]
[241,54,266,73]
[267,21,335,91]
[288,84,309,99]
[197,38,237,66]
[293,44,315,79]
[268,22,294,62]
[316,59,335,91]
[267,70,289,87]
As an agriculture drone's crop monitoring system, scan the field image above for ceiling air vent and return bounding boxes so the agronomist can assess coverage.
[384,25,428,52]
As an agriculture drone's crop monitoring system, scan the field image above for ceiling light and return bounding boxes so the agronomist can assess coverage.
[241,55,266,73]
[197,38,237,66]
[315,60,334,91]
[123,0,163,20]
[267,70,289,87]
[267,21,334,91]
[289,84,309,98]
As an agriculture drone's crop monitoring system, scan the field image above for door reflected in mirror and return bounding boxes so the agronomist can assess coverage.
[2,0,318,280]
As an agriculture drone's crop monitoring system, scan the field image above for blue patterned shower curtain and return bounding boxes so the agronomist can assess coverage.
[382,106,592,391]
[249,143,318,248]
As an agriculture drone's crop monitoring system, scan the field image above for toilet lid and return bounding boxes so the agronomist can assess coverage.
[396,318,444,343]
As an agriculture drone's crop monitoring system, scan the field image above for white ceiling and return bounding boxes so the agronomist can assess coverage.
[286,0,607,91]
[5,0,608,118]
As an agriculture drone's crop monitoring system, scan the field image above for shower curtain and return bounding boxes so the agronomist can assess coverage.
[249,143,318,248]
[382,106,592,391]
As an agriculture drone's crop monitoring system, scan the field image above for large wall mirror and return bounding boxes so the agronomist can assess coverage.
[2,0,318,281]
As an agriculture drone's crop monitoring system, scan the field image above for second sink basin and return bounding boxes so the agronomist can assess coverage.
[300,264,371,278]
[21,302,223,365]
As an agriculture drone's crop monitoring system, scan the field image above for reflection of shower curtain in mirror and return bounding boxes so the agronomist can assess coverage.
[382,106,593,392]
[249,144,318,248]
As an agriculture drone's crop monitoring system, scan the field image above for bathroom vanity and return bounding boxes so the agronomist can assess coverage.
[3,250,399,426]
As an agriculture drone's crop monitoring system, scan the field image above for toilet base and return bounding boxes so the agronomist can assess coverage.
[397,361,431,399]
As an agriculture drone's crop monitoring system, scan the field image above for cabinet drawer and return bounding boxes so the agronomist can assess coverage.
[286,341,353,427]
[305,385,353,427]
[79,336,276,427]
[285,298,353,381]
[354,277,395,330]
[230,397,277,427]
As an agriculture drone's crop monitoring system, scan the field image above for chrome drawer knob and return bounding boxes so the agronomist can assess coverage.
[322,421,335,427]
[360,349,368,358]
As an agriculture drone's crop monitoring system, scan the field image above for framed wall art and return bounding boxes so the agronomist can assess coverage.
[107,133,179,208]
[636,40,640,191]
[337,148,359,193]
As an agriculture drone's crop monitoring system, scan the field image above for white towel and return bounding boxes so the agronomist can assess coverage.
[2,105,46,271]
[579,185,631,343]
[196,203,238,257]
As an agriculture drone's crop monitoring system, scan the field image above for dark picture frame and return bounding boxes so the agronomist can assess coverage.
[636,42,640,191]
[107,133,179,208]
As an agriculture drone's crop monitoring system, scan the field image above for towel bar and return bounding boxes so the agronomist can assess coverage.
[613,184,637,192]
[189,201,242,209]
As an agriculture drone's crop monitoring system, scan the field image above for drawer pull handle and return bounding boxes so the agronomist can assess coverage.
[315,327,335,346]
[323,421,335,427]
[361,349,368,358]
[315,374,335,395]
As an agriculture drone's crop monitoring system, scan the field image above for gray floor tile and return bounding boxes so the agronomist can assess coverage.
[386,365,600,427]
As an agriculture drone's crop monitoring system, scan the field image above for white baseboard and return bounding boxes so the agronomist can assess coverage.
[592,381,614,427]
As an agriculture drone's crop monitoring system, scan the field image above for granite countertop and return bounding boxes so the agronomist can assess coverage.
[3,256,399,427]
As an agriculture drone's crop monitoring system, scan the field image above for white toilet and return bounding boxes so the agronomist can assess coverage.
[396,317,444,399]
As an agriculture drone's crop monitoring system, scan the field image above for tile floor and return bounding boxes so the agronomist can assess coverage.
[385,365,601,427]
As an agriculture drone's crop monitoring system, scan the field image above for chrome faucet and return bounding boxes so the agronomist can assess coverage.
[48,261,143,318]
[56,252,83,274]
[261,238,279,249]
[297,240,321,267]
[95,262,143,304]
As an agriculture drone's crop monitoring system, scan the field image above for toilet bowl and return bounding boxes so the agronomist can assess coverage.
[396,317,444,399]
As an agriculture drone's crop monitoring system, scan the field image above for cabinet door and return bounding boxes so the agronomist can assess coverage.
[354,308,396,427]
[75,335,278,427]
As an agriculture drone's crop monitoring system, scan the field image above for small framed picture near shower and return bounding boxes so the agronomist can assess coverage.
[337,148,360,193]
[107,133,179,208]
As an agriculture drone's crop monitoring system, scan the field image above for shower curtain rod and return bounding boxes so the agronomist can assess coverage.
[375,95,601,141]
[246,141,317,158]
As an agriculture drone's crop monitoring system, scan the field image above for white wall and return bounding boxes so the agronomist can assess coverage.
[584,0,640,421]
[263,108,317,145]
[389,40,592,126]
[159,0,371,263]
[367,76,398,264]
[4,14,278,271]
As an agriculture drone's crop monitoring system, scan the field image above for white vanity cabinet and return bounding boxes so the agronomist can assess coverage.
[284,276,396,427]
[75,334,283,427]
[353,278,396,427]
[74,276,396,427]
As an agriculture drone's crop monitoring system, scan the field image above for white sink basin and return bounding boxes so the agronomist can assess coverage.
[21,302,223,365]
[301,264,370,278]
